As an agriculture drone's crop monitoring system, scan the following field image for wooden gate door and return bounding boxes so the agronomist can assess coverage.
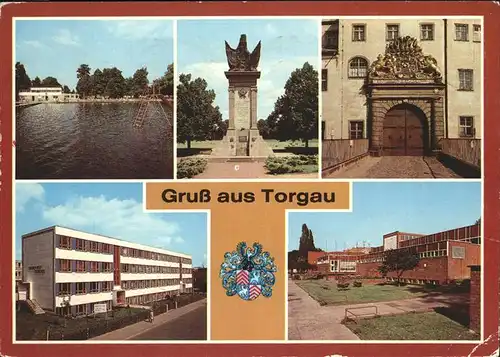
[383,106,424,156]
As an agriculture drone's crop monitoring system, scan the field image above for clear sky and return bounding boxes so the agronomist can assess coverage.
[288,182,482,252]
[177,18,319,120]
[15,183,207,267]
[15,19,174,90]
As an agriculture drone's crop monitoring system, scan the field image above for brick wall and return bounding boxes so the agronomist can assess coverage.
[448,241,481,280]
[357,257,449,283]
[469,265,481,332]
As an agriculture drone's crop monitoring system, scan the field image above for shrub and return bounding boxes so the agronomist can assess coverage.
[337,282,350,289]
[264,155,318,175]
[177,157,208,179]
[353,281,363,288]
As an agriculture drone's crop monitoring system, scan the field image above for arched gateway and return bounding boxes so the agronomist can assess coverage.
[366,36,445,156]
[383,103,428,156]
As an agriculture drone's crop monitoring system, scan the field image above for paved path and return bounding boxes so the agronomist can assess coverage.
[91,299,207,341]
[288,281,468,341]
[194,162,317,179]
[325,156,461,179]
[130,303,207,340]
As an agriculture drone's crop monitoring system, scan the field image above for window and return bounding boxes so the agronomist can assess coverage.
[76,261,85,272]
[90,241,99,252]
[102,262,112,272]
[473,24,481,42]
[420,23,434,41]
[90,262,99,272]
[75,239,85,251]
[58,283,71,296]
[349,121,364,139]
[101,244,111,254]
[59,236,71,249]
[459,116,475,137]
[59,259,71,272]
[322,69,328,91]
[76,304,87,315]
[451,246,466,259]
[458,69,473,91]
[76,282,86,294]
[352,24,366,41]
[323,29,338,50]
[89,282,99,293]
[386,24,399,41]
[455,24,469,41]
[348,57,368,78]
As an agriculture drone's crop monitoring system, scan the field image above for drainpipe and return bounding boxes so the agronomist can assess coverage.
[340,22,345,139]
[444,19,449,138]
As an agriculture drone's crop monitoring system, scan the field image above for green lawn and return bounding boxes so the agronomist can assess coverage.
[344,311,479,340]
[177,139,319,150]
[296,280,430,306]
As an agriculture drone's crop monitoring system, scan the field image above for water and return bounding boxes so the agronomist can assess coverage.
[16,103,173,179]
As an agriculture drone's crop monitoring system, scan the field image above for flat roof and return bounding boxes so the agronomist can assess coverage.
[22,225,192,259]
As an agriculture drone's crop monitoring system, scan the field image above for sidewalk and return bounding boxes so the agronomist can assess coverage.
[288,280,468,341]
[91,299,207,340]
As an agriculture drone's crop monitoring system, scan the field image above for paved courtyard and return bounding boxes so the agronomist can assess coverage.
[288,280,469,341]
[324,156,461,179]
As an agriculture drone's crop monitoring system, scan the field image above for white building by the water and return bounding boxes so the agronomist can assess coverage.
[18,87,79,103]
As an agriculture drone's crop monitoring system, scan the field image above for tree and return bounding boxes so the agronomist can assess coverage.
[15,62,31,101]
[41,76,61,87]
[131,67,149,97]
[475,218,481,225]
[76,64,92,99]
[91,69,106,98]
[62,85,71,94]
[378,248,420,285]
[151,64,174,96]
[176,73,223,149]
[266,62,318,146]
[31,76,42,87]
[257,119,271,139]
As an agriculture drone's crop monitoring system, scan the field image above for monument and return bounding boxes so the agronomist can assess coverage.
[211,34,274,160]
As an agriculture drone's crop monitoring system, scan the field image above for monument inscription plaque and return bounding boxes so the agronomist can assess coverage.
[234,89,251,130]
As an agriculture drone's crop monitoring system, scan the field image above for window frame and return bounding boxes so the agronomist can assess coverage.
[386,23,400,41]
[459,116,475,138]
[458,69,474,91]
[348,57,369,79]
[321,69,328,91]
[420,23,435,41]
[348,120,365,139]
[473,24,482,42]
[352,24,366,42]
[454,23,469,41]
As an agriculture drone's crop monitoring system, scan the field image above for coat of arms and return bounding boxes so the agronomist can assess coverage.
[219,242,277,301]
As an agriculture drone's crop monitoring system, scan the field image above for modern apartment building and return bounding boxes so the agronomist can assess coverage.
[314,223,481,284]
[21,226,193,316]
[322,18,482,155]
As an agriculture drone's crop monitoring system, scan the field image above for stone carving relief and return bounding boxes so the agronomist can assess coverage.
[238,88,248,99]
[368,36,442,82]
[225,34,261,72]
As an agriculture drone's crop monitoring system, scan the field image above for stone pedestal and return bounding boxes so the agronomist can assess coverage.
[212,71,274,159]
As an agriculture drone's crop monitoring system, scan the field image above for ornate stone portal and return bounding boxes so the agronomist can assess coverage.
[366,36,445,156]
[211,34,274,159]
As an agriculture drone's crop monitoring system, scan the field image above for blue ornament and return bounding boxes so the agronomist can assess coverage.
[219,242,277,301]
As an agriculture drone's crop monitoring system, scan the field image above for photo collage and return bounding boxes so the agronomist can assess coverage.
[8,10,490,353]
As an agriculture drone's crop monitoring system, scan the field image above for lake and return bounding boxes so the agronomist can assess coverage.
[16,103,173,179]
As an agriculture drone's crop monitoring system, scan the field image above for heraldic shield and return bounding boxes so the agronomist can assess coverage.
[219,242,277,301]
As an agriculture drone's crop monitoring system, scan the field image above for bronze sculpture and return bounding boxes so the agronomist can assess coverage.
[225,34,261,72]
